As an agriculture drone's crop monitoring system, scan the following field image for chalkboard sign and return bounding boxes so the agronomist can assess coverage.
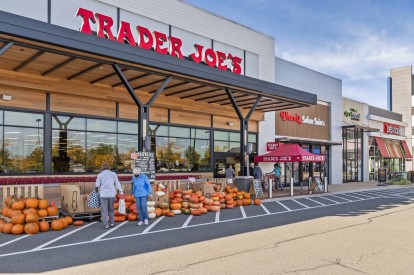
[378,169,387,183]
[252,179,264,198]
[133,151,155,180]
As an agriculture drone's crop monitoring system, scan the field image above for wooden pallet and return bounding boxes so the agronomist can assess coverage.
[59,210,101,221]
[2,185,44,200]
[38,216,59,222]
[0,214,11,223]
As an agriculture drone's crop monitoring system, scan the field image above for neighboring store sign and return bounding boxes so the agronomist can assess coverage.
[280,111,325,126]
[267,142,281,151]
[131,151,156,180]
[344,108,360,121]
[384,122,400,135]
[75,8,242,74]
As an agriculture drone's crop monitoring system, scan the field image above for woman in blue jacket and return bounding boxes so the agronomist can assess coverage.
[132,167,152,226]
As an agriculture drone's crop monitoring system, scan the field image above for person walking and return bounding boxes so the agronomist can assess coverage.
[252,163,263,180]
[225,164,235,181]
[132,167,152,226]
[95,163,123,229]
[273,163,283,191]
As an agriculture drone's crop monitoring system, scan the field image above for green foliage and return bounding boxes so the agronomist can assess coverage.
[387,179,411,185]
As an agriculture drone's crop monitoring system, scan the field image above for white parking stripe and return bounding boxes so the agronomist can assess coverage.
[339,193,367,200]
[215,211,220,222]
[93,221,128,241]
[0,235,30,248]
[260,203,271,214]
[306,197,326,206]
[329,195,353,202]
[276,201,291,211]
[182,215,193,228]
[292,199,309,208]
[352,192,375,199]
[142,216,164,234]
[240,206,247,218]
[31,221,97,251]
[320,196,340,204]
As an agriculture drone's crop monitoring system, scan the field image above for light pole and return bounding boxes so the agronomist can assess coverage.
[36,118,41,172]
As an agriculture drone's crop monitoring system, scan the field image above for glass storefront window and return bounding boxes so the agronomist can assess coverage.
[117,134,138,173]
[0,126,3,172]
[214,131,229,141]
[0,110,3,124]
[149,124,168,136]
[52,130,86,173]
[192,129,210,139]
[86,132,116,172]
[248,134,257,143]
[170,126,190,138]
[118,121,138,134]
[52,116,86,130]
[4,111,44,127]
[87,119,116,132]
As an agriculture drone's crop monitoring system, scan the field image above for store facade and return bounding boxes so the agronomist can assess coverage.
[0,1,317,179]
[342,98,411,182]
[258,58,343,185]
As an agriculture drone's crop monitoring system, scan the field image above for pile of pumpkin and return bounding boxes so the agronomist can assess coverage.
[224,186,262,206]
[0,195,81,235]
[112,194,157,222]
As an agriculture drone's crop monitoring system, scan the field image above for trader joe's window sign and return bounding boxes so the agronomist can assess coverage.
[280,111,325,126]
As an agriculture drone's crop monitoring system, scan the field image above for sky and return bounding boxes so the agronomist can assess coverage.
[185,0,414,109]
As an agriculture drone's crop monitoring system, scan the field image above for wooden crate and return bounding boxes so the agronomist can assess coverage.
[2,184,44,200]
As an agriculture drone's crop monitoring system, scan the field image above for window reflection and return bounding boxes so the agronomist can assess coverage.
[4,111,43,127]
[118,134,138,173]
[87,119,116,132]
[52,116,86,130]
[86,132,116,172]
[52,130,86,172]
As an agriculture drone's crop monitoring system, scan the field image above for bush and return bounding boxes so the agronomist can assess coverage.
[387,179,411,185]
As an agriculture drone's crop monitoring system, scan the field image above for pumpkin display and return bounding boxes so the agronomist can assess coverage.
[191,209,202,216]
[182,202,190,208]
[11,213,26,225]
[161,209,170,216]
[25,198,39,209]
[3,223,13,234]
[147,201,156,207]
[183,189,193,195]
[159,203,170,210]
[46,206,58,216]
[172,210,182,215]
[127,213,137,221]
[59,218,68,229]
[38,199,49,209]
[37,209,48,218]
[236,200,243,206]
[0,221,4,233]
[243,199,251,206]
[73,220,84,226]
[170,203,181,210]
[147,207,155,213]
[24,223,39,234]
[181,208,191,215]
[154,208,162,217]
[5,196,18,208]
[204,198,213,206]
[210,206,220,212]
[26,212,39,223]
[114,215,126,222]
[220,203,226,209]
[39,220,50,232]
[199,207,208,214]
[226,204,234,209]
[64,216,73,225]
[166,211,175,217]
[51,220,64,231]
[148,212,156,219]
[212,196,219,202]
[174,189,183,194]
[244,193,251,199]
[254,199,261,205]
[11,201,25,210]
[212,201,220,206]
[23,208,37,215]
[1,207,9,216]
[12,224,24,235]
[232,187,238,193]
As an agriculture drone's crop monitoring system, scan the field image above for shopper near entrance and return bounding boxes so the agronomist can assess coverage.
[95,163,123,229]
[273,163,283,191]
[252,163,263,181]
[225,164,235,180]
[132,167,152,226]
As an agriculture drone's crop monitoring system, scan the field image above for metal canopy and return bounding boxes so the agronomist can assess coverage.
[0,10,317,112]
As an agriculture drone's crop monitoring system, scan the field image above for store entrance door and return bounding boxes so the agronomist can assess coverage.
[214,153,240,178]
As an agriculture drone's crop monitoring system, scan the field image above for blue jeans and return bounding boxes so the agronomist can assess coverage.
[136,196,148,222]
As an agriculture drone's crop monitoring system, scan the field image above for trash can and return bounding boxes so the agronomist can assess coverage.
[234,176,254,192]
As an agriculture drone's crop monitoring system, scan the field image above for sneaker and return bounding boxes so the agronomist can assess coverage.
[137,221,143,226]
[104,225,109,229]
[110,224,114,227]
[144,219,148,226]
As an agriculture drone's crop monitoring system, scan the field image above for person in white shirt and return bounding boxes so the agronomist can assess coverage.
[95,163,123,229]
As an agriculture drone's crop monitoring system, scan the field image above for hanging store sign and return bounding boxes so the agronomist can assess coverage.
[267,142,281,151]
[280,111,325,126]
[384,122,400,135]
[344,108,360,121]
[75,8,242,74]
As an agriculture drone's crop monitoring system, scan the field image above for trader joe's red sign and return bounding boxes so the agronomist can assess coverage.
[75,8,243,74]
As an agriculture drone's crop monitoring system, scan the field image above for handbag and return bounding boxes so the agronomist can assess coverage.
[118,199,126,215]
[88,190,101,208]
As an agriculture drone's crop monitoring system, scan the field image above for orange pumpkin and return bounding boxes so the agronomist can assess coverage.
[232,187,238,193]
[161,209,170,216]
[11,214,26,225]
[203,198,213,205]
[175,193,182,198]
[218,192,225,199]
[189,196,199,204]
[114,215,126,222]
[243,199,250,206]
[182,194,191,200]
[51,220,64,231]
[73,220,84,226]
[199,196,205,202]
[236,200,243,206]
[10,209,22,217]
[183,189,193,195]
[174,189,183,194]
[169,192,176,200]
[0,221,4,233]
[5,196,18,208]
[170,203,181,210]
[12,201,25,210]
[189,203,200,209]
[12,224,24,235]
[154,208,162,217]
[59,218,68,229]
[199,207,208,214]
[212,196,219,202]
[254,199,261,205]
[127,213,137,221]
[47,206,58,216]
[195,191,203,198]
[219,198,226,203]
[1,207,9,216]
[225,186,233,193]
[226,200,233,205]
[26,213,39,223]
[212,201,220,206]
[37,209,48,218]
[113,203,119,210]
[3,223,13,234]
[38,199,49,209]
[210,206,220,212]
[220,203,226,209]
[244,193,251,199]
[191,209,202,216]
[166,211,175,217]
[233,200,237,207]
[231,193,237,198]
[23,208,37,215]
[25,223,40,234]
[226,203,234,209]
[39,220,50,232]
[159,203,170,210]
[205,205,212,211]
[224,195,232,201]
[25,198,39,209]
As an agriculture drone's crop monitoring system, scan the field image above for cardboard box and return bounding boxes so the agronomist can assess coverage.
[60,185,100,214]
[153,193,169,207]
[191,183,216,197]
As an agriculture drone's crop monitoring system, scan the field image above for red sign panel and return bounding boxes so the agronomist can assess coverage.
[75,8,242,74]
[267,142,281,151]
[383,122,400,135]
[254,155,325,163]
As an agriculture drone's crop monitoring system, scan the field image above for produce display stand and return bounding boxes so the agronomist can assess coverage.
[59,210,101,221]
[1,214,59,223]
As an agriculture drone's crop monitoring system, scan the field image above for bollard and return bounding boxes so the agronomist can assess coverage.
[324,177,328,192]
[290,178,294,196]
[308,177,312,194]
[269,179,273,199]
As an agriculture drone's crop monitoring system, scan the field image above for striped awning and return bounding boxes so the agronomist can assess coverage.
[375,137,390,158]
[401,140,413,159]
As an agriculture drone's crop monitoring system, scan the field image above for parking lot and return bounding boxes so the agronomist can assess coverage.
[1,186,414,273]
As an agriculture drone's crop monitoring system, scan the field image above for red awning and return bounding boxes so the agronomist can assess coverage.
[254,144,325,162]
[375,137,390,158]
[401,140,413,159]
[386,143,396,158]
[393,144,402,158]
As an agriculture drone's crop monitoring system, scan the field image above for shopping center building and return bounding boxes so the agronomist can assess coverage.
[0,0,321,183]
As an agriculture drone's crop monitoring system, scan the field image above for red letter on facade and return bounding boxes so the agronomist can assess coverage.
[204,48,217,68]
[154,31,168,55]
[95,13,115,40]
[190,44,204,63]
[75,8,96,34]
[231,55,242,74]
[117,21,137,46]
[169,36,184,59]
[137,26,154,50]
[216,51,228,71]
